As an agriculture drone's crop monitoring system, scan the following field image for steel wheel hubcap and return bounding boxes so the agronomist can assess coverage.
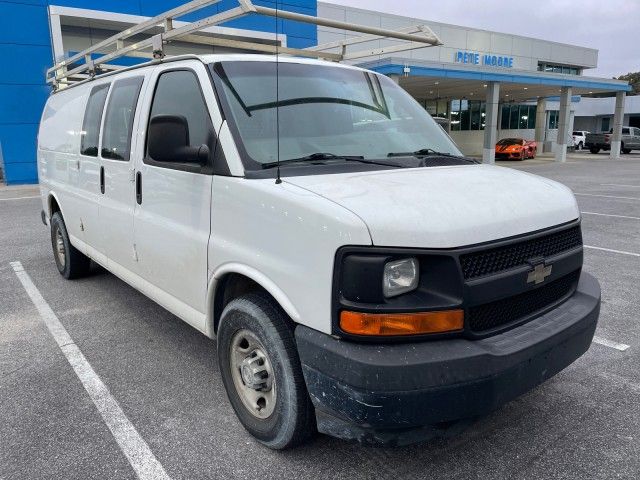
[230,329,276,419]
[55,229,66,266]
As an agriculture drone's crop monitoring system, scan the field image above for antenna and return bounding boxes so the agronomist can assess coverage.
[274,1,282,184]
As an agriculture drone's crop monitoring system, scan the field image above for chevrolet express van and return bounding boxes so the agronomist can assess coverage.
[38,54,601,449]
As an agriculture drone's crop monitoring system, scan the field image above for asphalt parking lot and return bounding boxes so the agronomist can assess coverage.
[1,152,639,480]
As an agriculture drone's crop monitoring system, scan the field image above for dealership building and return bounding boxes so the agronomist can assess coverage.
[0,0,632,185]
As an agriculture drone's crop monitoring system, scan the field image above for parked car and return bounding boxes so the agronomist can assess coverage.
[495,137,536,160]
[38,55,600,449]
[585,127,640,154]
[572,130,589,150]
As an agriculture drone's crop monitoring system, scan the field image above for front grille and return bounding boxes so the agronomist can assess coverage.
[460,225,582,280]
[467,270,580,332]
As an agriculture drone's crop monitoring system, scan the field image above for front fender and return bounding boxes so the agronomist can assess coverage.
[205,262,302,338]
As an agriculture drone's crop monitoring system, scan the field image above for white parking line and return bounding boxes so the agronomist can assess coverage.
[592,336,631,351]
[581,211,640,220]
[575,193,640,201]
[10,261,171,480]
[601,183,640,188]
[0,195,40,201]
[584,245,640,257]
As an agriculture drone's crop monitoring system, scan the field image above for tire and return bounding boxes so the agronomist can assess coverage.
[578,141,583,150]
[217,292,316,449]
[50,212,91,279]
[589,147,600,154]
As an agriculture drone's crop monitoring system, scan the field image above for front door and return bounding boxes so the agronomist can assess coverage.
[133,62,220,321]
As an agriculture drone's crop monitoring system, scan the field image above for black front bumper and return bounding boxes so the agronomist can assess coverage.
[295,272,600,445]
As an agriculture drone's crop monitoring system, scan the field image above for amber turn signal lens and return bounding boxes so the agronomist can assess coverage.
[340,310,464,336]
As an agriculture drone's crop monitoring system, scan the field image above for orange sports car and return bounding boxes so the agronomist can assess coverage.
[495,138,537,160]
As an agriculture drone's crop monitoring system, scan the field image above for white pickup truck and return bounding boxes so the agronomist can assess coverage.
[572,130,589,150]
[37,54,600,449]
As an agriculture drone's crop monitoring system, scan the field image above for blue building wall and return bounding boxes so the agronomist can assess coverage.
[0,0,317,185]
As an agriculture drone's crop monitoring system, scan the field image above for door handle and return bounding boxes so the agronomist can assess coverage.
[136,171,142,205]
[100,166,105,194]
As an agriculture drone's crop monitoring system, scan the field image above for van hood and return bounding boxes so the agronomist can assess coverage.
[284,164,579,248]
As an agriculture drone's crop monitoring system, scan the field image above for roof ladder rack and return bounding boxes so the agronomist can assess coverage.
[47,0,442,89]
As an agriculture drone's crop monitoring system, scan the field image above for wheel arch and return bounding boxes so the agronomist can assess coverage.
[205,264,301,338]
[47,191,64,221]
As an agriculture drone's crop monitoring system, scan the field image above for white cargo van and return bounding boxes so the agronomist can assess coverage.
[38,54,600,449]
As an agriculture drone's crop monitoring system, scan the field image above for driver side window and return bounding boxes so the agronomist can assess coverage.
[147,69,213,155]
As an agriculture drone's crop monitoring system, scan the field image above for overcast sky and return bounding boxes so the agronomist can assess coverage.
[328,0,639,78]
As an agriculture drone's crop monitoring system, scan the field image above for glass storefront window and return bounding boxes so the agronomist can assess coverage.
[538,63,580,75]
[459,99,470,131]
[451,99,461,131]
[501,105,510,129]
[509,105,519,129]
[549,110,559,129]
[470,100,481,130]
[436,99,448,118]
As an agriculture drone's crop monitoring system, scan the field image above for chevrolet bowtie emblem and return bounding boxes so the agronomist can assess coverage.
[527,263,552,285]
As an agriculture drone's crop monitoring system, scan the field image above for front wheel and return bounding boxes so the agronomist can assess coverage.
[50,212,91,279]
[217,293,316,449]
[589,147,600,154]
[578,141,584,150]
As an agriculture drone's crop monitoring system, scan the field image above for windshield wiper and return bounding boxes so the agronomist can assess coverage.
[386,148,463,158]
[261,152,400,169]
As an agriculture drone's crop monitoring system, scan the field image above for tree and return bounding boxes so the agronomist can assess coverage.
[615,72,640,95]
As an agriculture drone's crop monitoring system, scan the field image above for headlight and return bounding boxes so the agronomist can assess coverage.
[383,257,419,298]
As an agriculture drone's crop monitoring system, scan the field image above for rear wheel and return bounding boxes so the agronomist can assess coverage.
[589,147,600,154]
[578,141,584,150]
[217,292,316,449]
[50,212,91,279]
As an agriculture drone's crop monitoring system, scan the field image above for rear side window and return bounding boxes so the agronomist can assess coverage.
[101,77,144,161]
[147,69,213,151]
[80,84,109,156]
[622,128,630,135]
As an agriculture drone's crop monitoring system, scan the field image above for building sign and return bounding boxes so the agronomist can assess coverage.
[455,51,514,68]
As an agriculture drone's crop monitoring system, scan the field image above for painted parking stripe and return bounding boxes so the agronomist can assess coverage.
[0,195,40,201]
[582,211,640,220]
[584,245,640,257]
[592,336,631,351]
[10,261,171,480]
[600,183,640,188]
[575,193,640,201]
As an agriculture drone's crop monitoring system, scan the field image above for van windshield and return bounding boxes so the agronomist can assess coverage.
[211,61,462,169]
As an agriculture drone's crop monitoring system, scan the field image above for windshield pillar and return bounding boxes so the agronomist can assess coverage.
[482,81,500,164]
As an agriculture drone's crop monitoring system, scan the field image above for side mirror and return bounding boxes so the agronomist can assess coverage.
[147,115,209,164]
